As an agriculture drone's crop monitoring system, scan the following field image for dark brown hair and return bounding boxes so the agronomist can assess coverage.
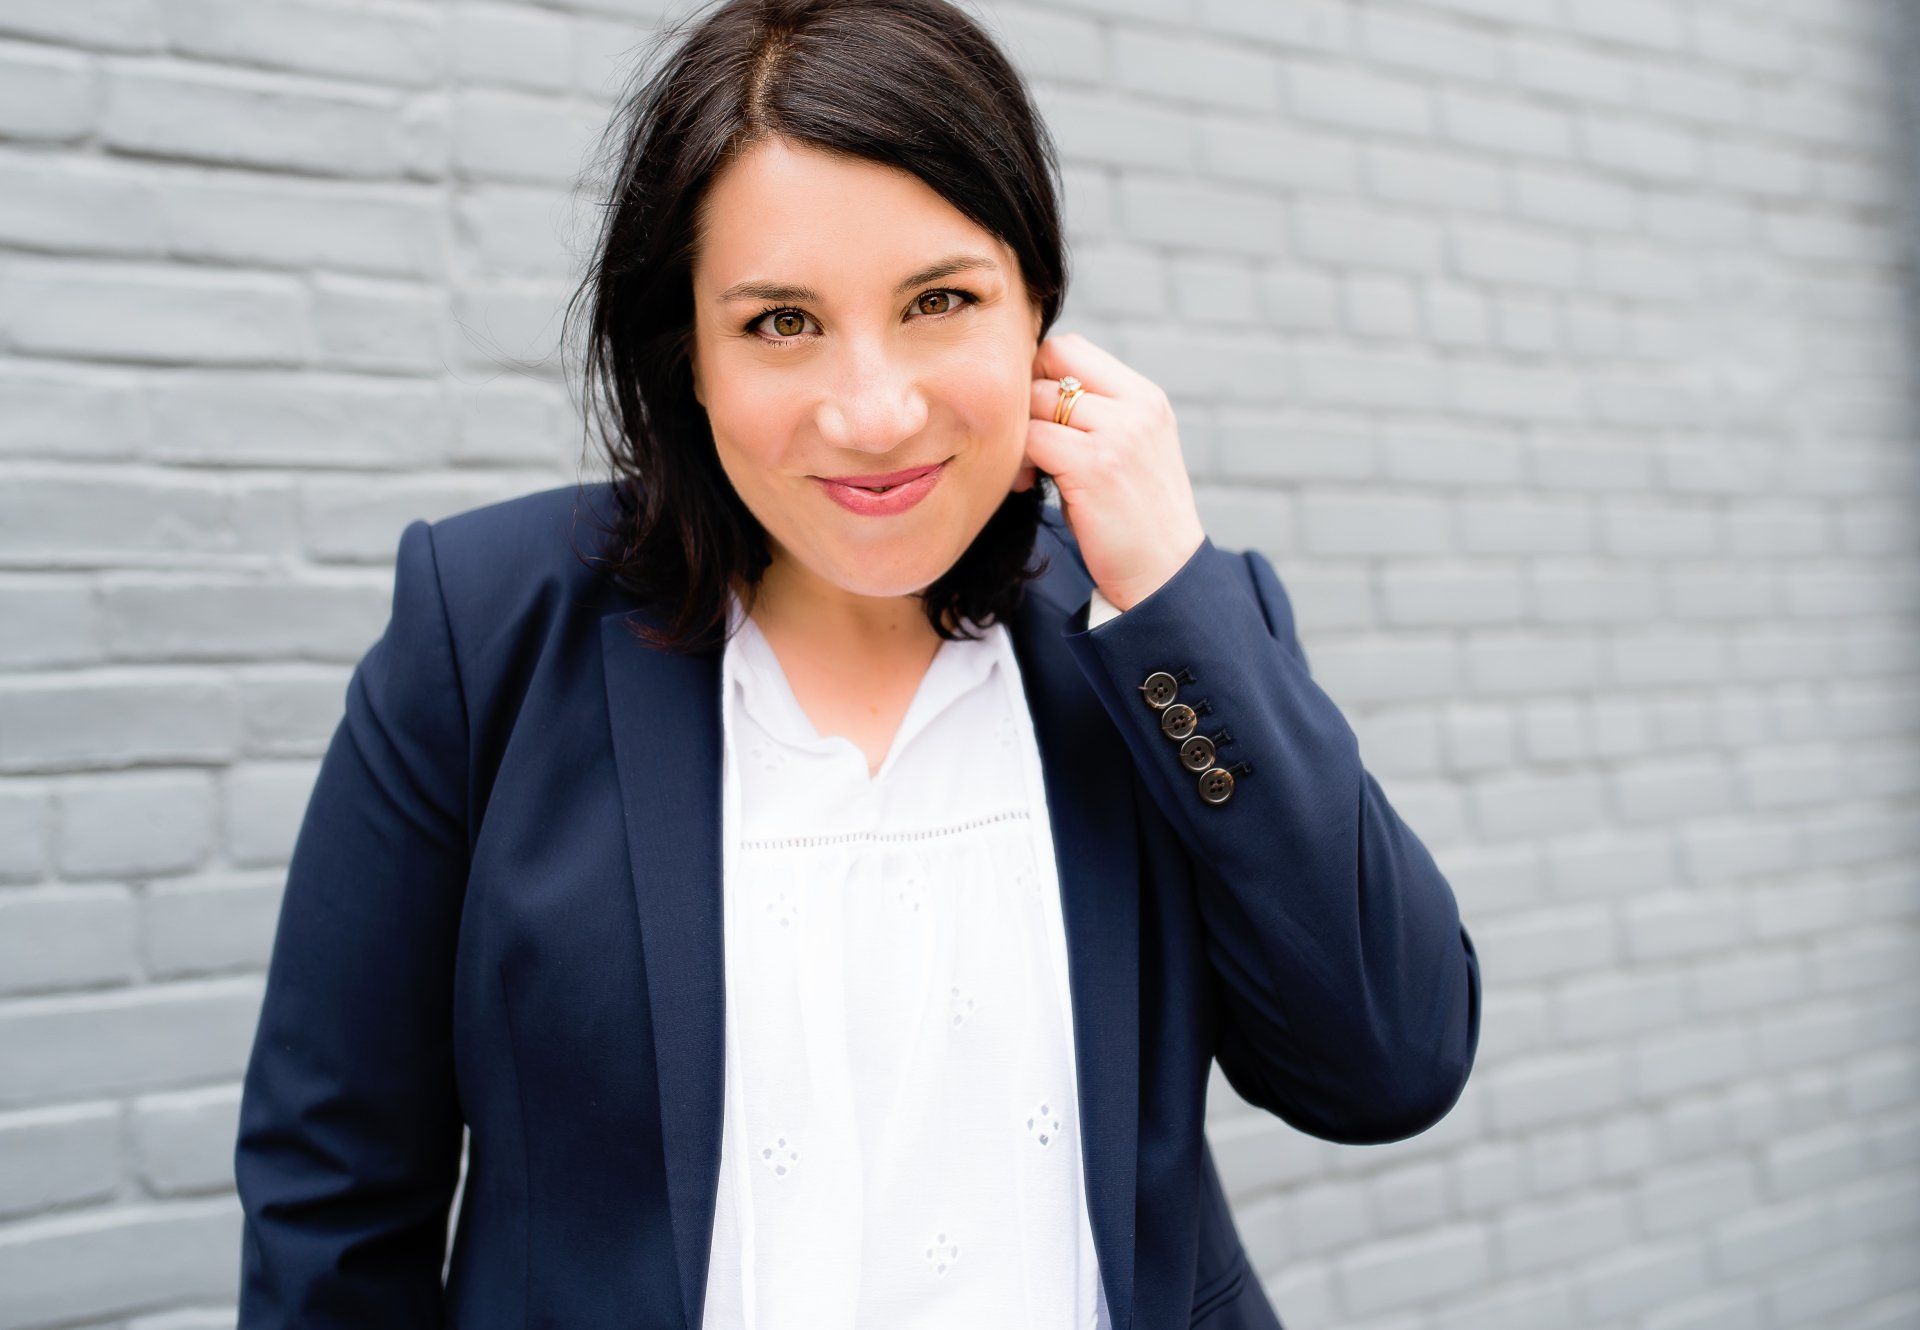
[565,0,1071,655]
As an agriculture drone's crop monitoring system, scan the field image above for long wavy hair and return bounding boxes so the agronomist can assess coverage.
[564,0,1071,655]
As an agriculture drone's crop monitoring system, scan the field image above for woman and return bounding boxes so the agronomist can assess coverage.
[233,0,1481,1326]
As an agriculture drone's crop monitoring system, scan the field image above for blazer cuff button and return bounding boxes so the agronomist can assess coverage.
[1178,734,1217,772]
[1140,671,1179,709]
[1198,766,1235,804]
[1159,702,1198,741]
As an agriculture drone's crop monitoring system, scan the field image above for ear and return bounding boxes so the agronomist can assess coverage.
[689,343,704,407]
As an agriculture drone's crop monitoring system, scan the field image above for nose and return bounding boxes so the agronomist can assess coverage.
[815,336,929,454]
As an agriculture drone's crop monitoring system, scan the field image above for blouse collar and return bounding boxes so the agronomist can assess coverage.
[722,584,1008,759]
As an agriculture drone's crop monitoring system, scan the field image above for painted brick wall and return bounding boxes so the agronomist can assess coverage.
[1,1,1916,1326]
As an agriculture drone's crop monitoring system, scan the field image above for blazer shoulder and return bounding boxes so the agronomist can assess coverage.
[412,480,627,676]
[427,479,619,600]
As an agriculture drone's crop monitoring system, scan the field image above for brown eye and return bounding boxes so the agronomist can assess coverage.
[772,311,805,337]
[917,291,956,316]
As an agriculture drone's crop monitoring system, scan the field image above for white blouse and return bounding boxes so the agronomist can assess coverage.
[700,584,1124,1330]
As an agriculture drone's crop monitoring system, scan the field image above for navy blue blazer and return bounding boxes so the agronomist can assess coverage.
[234,479,1481,1328]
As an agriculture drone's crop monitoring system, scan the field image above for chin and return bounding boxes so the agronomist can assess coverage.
[820,542,958,599]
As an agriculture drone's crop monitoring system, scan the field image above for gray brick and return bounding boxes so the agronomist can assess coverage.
[0,364,148,461]
[55,772,215,879]
[1358,9,1505,81]
[1505,33,1641,107]
[1380,568,1527,627]
[160,171,448,277]
[1286,61,1434,137]
[1032,84,1197,170]
[1193,0,1348,54]
[1118,176,1287,255]
[0,156,163,259]
[1511,166,1636,232]
[1336,1224,1492,1316]
[1499,1190,1635,1273]
[452,86,607,185]
[0,1198,242,1326]
[0,1103,120,1220]
[453,1,575,92]
[144,873,280,978]
[0,1,164,51]
[1200,119,1358,192]
[0,784,51,882]
[0,981,257,1106]
[147,372,453,469]
[1364,143,1505,213]
[1556,969,1689,1044]
[1576,112,1701,182]
[1110,28,1278,112]
[1423,282,1492,346]
[1439,87,1573,157]
[1342,274,1420,338]
[130,1084,240,1194]
[0,672,239,774]
[1639,64,1752,128]
[1453,222,1583,289]
[312,273,448,373]
[1295,201,1444,272]
[0,258,310,366]
[0,887,139,994]
[101,59,447,178]
[0,42,97,143]
[1692,11,1801,75]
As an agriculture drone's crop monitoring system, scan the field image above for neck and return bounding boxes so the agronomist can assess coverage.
[736,555,956,651]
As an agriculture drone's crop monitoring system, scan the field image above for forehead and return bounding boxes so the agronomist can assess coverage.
[692,138,1009,291]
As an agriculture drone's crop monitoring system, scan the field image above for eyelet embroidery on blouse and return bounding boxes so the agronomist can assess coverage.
[925,1231,961,1277]
[736,808,1029,851]
[760,1134,799,1177]
[746,740,789,774]
[949,984,977,1027]
[1013,860,1035,895]
[1026,1099,1062,1147]
[763,889,801,929]
[895,870,925,914]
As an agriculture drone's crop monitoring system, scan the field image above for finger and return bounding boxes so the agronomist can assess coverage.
[1034,331,1158,404]
[1029,378,1122,433]
[1021,416,1093,479]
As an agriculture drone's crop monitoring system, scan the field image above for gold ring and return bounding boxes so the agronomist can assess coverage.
[1054,375,1085,427]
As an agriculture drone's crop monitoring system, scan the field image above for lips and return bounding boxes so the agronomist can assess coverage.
[815,462,944,491]
[811,459,948,516]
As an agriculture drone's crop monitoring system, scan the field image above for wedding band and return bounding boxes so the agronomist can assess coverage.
[1054,375,1085,427]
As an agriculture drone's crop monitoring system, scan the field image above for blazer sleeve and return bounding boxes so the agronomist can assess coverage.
[234,518,469,1324]
[1060,534,1482,1146]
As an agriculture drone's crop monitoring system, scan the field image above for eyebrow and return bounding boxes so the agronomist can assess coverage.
[714,253,1001,305]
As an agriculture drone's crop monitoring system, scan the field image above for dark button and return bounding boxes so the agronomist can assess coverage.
[1178,734,1216,772]
[1159,703,1197,741]
[1140,671,1179,709]
[1198,767,1235,805]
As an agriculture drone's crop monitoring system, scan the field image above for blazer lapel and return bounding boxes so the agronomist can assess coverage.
[600,523,1140,1329]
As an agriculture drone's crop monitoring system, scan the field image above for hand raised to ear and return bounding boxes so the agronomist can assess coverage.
[1019,332,1207,612]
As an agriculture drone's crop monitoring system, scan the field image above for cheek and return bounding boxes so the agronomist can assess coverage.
[704,379,801,479]
[942,345,1033,445]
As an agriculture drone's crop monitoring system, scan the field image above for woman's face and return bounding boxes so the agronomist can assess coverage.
[688,137,1044,602]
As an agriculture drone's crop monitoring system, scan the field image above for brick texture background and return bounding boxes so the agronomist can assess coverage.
[2,0,1917,1326]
